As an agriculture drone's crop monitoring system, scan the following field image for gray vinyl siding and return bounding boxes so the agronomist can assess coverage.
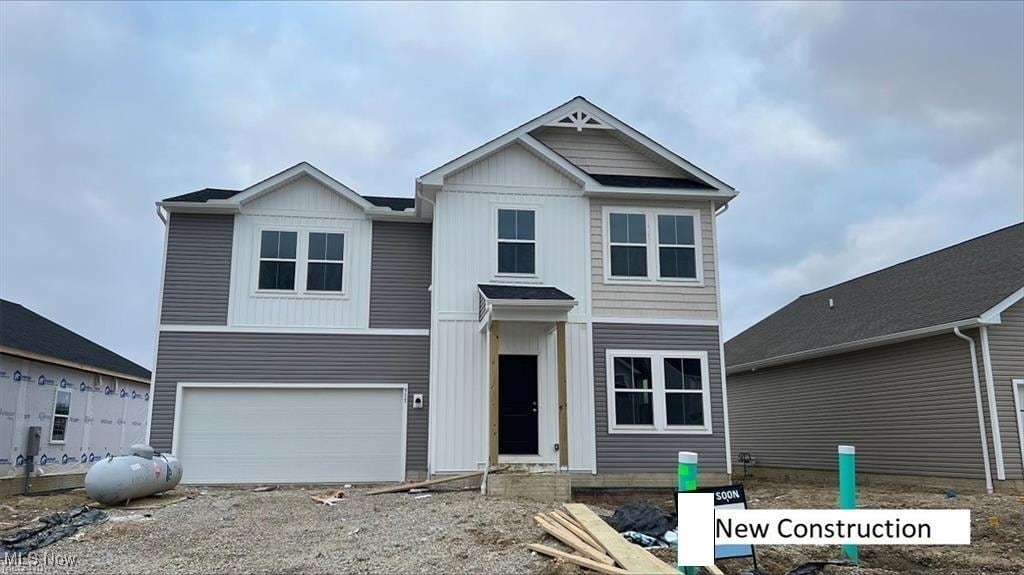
[151,332,429,471]
[593,323,727,474]
[160,213,234,325]
[728,332,988,479]
[986,298,1024,480]
[369,221,432,329]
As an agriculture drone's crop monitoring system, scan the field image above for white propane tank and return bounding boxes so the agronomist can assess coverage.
[84,444,182,505]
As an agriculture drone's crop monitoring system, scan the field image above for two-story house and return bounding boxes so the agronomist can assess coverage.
[149,97,738,491]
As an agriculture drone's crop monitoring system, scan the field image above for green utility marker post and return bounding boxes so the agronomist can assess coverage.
[678,451,699,575]
[838,445,859,564]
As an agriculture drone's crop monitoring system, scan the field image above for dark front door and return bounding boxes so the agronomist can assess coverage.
[498,354,539,455]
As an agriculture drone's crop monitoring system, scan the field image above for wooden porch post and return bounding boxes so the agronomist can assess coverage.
[488,320,501,467]
[556,321,569,468]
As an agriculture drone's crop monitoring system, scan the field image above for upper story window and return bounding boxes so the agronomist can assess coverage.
[497,208,536,275]
[609,213,648,278]
[50,388,71,443]
[307,232,344,292]
[657,215,697,279]
[604,207,702,283]
[606,349,711,434]
[259,230,297,290]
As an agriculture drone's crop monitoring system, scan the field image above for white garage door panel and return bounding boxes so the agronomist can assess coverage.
[177,386,405,484]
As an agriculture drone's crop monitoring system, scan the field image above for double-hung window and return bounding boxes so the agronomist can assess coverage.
[50,388,71,443]
[657,215,697,279]
[605,208,701,282]
[607,350,711,434]
[497,209,536,275]
[306,232,344,292]
[258,230,297,290]
[608,213,648,278]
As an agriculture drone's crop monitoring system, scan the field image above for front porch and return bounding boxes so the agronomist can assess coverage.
[478,284,577,475]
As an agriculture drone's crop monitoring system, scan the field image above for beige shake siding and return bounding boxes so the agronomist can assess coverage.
[590,198,718,321]
[532,126,685,178]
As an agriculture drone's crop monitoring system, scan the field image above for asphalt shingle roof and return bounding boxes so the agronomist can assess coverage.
[725,223,1024,368]
[162,189,414,211]
[0,299,151,380]
[589,174,715,190]
[478,284,575,301]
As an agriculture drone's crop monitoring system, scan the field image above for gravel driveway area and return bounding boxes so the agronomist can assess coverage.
[34,486,556,574]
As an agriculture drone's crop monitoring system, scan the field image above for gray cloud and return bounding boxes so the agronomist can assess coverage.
[1,1,1021,366]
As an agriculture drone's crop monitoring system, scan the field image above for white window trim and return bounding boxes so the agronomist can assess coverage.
[492,203,541,280]
[251,225,351,299]
[50,387,72,444]
[607,211,649,280]
[1013,378,1024,474]
[605,349,712,435]
[601,206,704,286]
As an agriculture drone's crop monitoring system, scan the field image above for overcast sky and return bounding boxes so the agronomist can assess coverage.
[1,1,1021,368]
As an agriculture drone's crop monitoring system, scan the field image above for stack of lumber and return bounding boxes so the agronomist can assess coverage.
[528,503,723,575]
[365,465,508,495]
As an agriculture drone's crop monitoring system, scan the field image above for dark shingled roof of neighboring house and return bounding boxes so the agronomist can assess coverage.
[0,299,151,380]
[162,188,414,211]
[478,284,576,301]
[725,222,1024,369]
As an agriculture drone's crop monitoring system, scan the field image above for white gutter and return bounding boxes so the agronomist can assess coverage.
[953,327,994,493]
[728,318,982,374]
[980,326,1006,480]
[712,201,732,475]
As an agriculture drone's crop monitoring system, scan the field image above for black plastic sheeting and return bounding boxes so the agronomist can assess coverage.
[606,503,677,538]
[0,506,107,556]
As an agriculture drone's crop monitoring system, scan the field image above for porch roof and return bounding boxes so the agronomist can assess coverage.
[477,284,577,325]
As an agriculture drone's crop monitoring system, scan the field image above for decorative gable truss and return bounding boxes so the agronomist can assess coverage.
[545,108,613,131]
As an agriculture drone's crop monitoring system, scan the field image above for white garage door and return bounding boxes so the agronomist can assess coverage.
[175,385,406,484]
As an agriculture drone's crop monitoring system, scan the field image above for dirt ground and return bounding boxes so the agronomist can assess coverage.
[576,478,1024,575]
[1,478,1022,574]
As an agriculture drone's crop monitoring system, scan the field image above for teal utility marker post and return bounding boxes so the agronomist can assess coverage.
[678,451,699,575]
[838,445,858,564]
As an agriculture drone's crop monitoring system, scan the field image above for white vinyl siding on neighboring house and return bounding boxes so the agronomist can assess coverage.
[605,349,711,435]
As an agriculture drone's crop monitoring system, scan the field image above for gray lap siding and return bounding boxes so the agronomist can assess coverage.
[160,213,234,325]
[592,323,728,474]
[151,332,430,472]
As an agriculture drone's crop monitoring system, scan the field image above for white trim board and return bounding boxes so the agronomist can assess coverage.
[979,287,1024,324]
[159,325,428,336]
[1013,379,1024,479]
[592,317,718,326]
[171,382,409,483]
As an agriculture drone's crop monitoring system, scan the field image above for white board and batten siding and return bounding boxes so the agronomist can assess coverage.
[590,198,718,322]
[227,175,372,328]
[430,142,597,473]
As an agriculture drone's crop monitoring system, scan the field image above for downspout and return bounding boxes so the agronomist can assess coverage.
[979,326,1006,480]
[713,202,731,476]
[953,327,994,493]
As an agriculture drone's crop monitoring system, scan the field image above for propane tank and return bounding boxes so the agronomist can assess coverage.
[85,444,182,504]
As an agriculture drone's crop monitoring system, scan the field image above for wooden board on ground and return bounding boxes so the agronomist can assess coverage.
[563,503,678,575]
[704,565,725,575]
[545,511,604,552]
[527,544,633,575]
[366,466,507,495]
[533,515,614,565]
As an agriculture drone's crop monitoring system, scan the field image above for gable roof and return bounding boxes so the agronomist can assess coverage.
[417,96,736,201]
[725,223,1024,372]
[0,299,151,381]
[162,186,414,211]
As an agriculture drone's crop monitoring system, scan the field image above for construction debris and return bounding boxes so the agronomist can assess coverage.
[366,465,508,495]
[0,506,108,555]
[311,490,345,506]
[527,503,706,575]
[253,485,278,493]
